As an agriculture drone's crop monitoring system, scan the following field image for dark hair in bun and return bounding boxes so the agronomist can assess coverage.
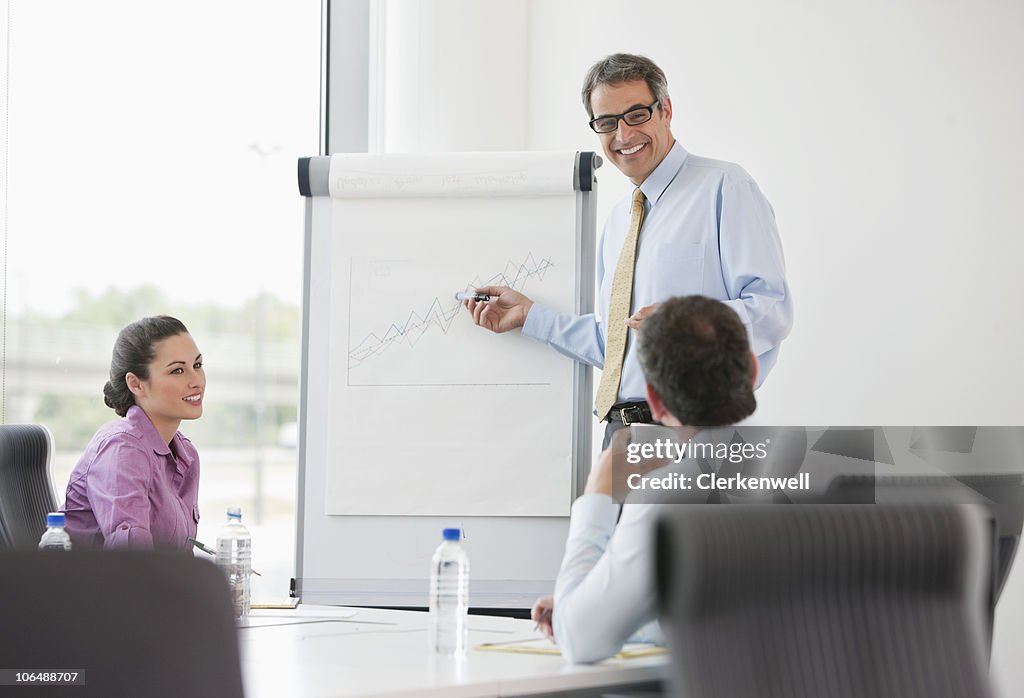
[103,316,189,417]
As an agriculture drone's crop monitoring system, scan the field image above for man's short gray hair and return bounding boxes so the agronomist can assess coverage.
[581,53,670,118]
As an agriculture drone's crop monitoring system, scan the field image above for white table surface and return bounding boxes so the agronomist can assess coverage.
[238,606,668,698]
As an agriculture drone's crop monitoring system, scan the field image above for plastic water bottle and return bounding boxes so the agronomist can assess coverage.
[38,512,72,551]
[216,507,252,618]
[428,527,470,655]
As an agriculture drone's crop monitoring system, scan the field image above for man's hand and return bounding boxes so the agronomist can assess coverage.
[625,303,660,330]
[531,595,555,641]
[463,285,534,334]
[585,427,672,502]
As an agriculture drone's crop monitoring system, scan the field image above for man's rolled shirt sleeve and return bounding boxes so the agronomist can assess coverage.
[85,439,156,549]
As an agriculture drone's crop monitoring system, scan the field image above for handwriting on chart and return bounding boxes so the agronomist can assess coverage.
[334,170,530,192]
[348,253,554,370]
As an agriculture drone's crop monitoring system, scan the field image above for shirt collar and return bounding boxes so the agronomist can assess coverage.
[125,405,173,456]
[639,141,688,207]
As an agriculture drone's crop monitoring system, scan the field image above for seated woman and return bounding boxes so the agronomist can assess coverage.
[63,316,205,550]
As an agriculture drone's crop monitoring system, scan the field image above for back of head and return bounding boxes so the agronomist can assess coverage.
[637,296,755,426]
[581,53,669,118]
[103,315,189,417]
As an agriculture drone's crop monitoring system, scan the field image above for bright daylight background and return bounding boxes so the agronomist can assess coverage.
[0,0,321,601]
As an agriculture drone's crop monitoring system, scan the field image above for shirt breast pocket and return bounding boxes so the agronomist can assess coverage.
[646,241,706,298]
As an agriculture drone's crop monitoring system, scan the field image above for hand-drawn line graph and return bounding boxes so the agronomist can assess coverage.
[348,253,554,379]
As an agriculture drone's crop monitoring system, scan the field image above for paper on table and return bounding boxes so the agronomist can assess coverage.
[476,637,666,659]
[248,604,358,619]
[250,598,301,610]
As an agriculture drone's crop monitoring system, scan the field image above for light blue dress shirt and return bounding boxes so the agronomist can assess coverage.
[522,142,793,405]
[553,427,733,663]
[552,493,664,663]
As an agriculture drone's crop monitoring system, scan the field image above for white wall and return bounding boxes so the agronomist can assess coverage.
[369,0,1024,690]
[526,0,1024,425]
[374,0,530,151]
[376,0,1024,424]
[524,5,1024,690]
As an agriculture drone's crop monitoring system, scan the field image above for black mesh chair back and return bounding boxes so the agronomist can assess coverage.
[655,504,995,698]
[0,424,58,549]
[0,550,244,698]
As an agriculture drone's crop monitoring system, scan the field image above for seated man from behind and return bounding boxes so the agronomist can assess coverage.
[535,294,759,663]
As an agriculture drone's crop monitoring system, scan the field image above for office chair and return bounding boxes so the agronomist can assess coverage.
[0,423,58,549]
[0,551,244,698]
[823,473,1024,649]
[655,504,995,698]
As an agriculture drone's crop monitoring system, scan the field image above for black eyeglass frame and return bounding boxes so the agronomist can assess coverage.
[588,100,662,134]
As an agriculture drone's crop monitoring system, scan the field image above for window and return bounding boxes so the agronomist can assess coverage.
[1,0,320,599]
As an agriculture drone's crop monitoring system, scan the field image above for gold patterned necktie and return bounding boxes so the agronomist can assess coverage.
[595,187,646,420]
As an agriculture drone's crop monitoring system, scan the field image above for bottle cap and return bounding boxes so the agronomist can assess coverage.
[442,528,460,541]
[226,507,243,520]
[46,512,65,527]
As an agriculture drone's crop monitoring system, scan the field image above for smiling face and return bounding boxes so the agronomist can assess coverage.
[126,332,205,443]
[590,80,675,185]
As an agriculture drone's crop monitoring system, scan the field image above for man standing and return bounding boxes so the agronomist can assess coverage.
[534,295,760,663]
[465,54,792,443]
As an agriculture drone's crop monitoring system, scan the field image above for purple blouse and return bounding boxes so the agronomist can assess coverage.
[62,405,200,551]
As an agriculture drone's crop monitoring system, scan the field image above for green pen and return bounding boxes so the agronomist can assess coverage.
[189,537,262,576]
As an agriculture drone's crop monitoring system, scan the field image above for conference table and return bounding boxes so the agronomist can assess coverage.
[239,606,668,697]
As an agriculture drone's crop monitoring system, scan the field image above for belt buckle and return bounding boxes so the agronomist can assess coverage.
[619,406,644,426]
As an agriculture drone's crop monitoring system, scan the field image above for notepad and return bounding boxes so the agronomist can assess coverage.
[476,637,665,659]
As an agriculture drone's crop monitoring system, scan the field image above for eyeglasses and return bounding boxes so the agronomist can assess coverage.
[589,101,661,134]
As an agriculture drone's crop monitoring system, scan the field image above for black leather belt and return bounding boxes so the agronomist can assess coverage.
[605,402,653,425]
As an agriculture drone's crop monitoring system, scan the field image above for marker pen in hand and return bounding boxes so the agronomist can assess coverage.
[455,291,495,302]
